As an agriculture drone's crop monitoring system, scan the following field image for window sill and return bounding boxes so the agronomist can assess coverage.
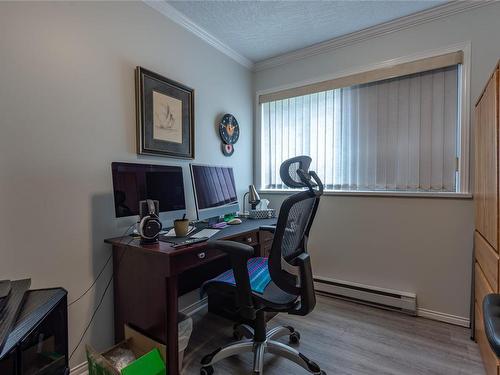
[258,189,473,199]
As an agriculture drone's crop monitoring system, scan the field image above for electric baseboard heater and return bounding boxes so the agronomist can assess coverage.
[314,276,417,315]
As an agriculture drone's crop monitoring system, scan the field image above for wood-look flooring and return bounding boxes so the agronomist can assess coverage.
[181,295,484,375]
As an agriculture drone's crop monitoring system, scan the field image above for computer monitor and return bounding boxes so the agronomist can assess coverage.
[111,162,186,221]
[190,164,240,221]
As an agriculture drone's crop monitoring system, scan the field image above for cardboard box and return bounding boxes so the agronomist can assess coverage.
[86,325,166,375]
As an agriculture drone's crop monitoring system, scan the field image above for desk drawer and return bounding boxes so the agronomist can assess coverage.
[476,262,494,308]
[476,231,499,291]
[259,231,274,256]
[229,232,258,246]
[171,247,225,273]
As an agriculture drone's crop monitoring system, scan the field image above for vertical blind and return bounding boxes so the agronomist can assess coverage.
[260,65,460,192]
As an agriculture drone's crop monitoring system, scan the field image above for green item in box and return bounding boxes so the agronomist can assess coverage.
[121,348,165,375]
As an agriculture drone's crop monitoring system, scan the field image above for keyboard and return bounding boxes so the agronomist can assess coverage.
[191,229,220,239]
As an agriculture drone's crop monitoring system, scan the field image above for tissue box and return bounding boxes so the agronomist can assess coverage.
[248,209,276,219]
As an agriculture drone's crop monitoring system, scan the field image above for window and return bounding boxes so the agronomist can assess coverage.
[258,52,467,194]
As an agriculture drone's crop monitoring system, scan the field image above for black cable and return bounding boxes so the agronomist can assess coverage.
[69,273,113,360]
[69,223,137,359]
[68,255,111,307]
[68,223,136,307]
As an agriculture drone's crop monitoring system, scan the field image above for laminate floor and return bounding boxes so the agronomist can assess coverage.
[182,295,484,375]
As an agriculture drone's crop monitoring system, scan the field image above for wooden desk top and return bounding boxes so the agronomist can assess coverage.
[104,217,277,258]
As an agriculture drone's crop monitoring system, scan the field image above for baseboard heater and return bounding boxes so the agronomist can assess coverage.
[314,276,417,315]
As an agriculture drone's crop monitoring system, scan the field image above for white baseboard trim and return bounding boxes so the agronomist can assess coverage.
[417,307,470,328]
[70,361,88,375]
[314,278,469,328]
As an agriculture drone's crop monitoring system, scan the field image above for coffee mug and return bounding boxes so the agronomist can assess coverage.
[174,219,190,237]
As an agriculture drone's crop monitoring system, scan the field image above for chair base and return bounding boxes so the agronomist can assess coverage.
[200,325,326,375]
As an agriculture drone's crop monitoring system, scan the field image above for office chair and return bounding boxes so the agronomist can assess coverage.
[200,156,325,375]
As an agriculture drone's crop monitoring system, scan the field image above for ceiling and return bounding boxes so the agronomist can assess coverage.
[167,0,448,63]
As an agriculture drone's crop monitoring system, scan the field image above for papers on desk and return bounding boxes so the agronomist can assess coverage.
[160,227,219,239]
[161,226,196,237]
[191,229,219,239]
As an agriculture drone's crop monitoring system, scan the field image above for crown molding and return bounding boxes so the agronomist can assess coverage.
[254,1,493,72]
[145,1,493,72]
[144,0,254,70]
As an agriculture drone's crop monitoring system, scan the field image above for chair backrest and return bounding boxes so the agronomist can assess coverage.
[269,156,323,316]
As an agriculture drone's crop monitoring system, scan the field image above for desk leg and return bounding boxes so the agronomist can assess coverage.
[166,275,179,375]
[112,246,125,342]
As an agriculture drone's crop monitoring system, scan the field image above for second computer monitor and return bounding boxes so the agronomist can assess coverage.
[190,164,240,221]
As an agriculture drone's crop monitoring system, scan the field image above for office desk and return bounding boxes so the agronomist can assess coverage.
[104,217,277,375]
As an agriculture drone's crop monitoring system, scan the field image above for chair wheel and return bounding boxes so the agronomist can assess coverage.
[201,366,214,375]
[304,358,321,373]
[289,331,301,344]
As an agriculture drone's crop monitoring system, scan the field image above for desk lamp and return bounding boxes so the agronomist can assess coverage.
[243,185,260,215]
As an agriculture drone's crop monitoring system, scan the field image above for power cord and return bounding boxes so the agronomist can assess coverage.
[69,222,137,360]
[68,255,111,307]
[69,272,114,360]
[68,223,137,307]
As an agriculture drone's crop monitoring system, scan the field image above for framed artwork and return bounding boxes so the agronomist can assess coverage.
[135,67,194,159]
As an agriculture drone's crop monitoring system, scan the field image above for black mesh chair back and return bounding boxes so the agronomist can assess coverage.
[200,156,326,374]
[269,156,323,316]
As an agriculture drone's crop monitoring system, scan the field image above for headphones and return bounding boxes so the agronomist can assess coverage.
[139,199,162,243]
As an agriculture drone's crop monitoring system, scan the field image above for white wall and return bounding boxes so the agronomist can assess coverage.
[255,3,500,321]
[0,1,252,366]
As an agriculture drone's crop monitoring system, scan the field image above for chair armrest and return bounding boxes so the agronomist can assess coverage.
[207,240,254,257]
[207,240,256,320]
[288,253,316,316]
[260,225,276,234]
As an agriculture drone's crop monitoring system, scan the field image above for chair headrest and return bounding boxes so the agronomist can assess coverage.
[279,156,312,189]
[279,156,323,194]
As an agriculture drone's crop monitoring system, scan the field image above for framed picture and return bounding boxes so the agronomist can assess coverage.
[136,67,194,159]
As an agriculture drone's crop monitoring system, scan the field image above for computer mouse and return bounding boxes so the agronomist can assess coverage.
[227,218,242,225]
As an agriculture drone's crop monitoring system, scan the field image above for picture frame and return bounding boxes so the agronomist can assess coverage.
[135,66,195,159]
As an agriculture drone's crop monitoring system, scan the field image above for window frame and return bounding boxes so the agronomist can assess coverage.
[254,42,472,198]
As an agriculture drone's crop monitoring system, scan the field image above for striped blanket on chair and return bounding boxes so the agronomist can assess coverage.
[201,257,271,295]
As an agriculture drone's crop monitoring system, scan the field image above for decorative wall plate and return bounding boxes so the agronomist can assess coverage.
[221,143,234,156]
[219,114,239,145]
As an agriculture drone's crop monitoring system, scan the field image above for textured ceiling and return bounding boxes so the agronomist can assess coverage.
[168,0,447,62]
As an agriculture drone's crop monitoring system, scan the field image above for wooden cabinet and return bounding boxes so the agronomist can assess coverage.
[476,231,499,290]
[475,69,499,249]
[474,62,500,375]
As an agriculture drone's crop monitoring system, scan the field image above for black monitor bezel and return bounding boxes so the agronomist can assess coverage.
[111,161,186,218]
